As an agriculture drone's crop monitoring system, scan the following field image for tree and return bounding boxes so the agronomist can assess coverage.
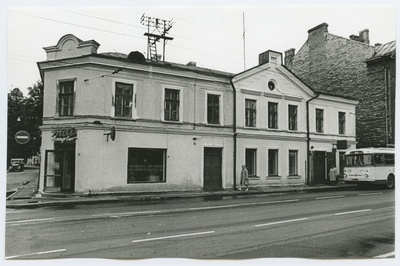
[7,81,43,167]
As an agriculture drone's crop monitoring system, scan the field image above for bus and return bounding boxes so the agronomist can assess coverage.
[343,148,395,189]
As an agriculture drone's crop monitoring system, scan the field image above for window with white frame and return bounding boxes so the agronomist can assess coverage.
[58,80,74,116]
[338,112,346,135]
[288,105,298,131]
[316,108,324,133]
[115,82,133,118]
[207,94,220,125]
[268,102,278,129]
[164,88,181,122]
[268,149,279,176]
[245,99,256,127]
[288,150,298,175]
[245,148,257,176]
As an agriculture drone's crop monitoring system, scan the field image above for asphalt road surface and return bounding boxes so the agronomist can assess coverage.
[5,188,395,261]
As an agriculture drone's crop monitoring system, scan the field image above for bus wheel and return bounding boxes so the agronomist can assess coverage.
[386,175,395,189]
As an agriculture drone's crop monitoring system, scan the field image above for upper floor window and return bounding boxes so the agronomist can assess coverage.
[268,102,278,129]
[316,108,324,133]
[59,81,74,116]
[338,112,346,135]
[164,88,180,121]
[115,82,133,118]
[288,105,297,131]
[245,99,256,127]
[207,94,220,125]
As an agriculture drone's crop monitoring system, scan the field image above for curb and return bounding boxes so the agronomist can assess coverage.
[5,185,357,209]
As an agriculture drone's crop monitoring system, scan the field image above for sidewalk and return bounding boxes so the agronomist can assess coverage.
[6,169,357,209]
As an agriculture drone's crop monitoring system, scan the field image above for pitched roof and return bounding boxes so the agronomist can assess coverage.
[368,40,396,61]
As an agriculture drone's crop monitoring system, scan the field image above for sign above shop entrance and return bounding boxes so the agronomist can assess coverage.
[51,127,77,142]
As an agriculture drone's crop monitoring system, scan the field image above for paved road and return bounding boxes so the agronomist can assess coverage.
[5,188,395,261]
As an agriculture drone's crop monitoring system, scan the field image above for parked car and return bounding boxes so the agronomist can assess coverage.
[9,158,25,172]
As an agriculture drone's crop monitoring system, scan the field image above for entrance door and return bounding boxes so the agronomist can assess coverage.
[44,143,75,192]
[204,148,222,190]
[313,151,326,185]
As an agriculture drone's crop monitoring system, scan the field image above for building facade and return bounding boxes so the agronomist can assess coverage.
[285,22,396,148]
[37,34,358,195]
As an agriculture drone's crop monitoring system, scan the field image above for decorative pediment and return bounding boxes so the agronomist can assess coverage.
[43,34,100,60]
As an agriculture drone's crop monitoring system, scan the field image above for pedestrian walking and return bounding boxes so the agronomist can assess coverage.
[329,165,339,185]
[239,165,249,191]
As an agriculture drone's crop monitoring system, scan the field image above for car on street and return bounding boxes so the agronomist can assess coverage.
[8,158,25,172]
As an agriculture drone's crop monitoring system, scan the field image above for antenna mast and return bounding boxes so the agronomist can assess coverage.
[242,12,246,70]
[140,13,174,62]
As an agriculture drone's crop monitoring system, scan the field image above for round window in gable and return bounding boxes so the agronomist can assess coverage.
[268,81,276,91]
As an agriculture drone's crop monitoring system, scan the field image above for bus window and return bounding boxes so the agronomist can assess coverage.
[384,154,395,165]
[374,154,384,164]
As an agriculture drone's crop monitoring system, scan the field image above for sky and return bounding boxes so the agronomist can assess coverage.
[4,1,397,96]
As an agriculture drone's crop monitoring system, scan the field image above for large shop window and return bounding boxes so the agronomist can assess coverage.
[128,148,166,183]
[59,81,74,116]
[115,82,133,118]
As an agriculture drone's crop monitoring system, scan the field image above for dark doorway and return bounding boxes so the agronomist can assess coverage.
[204,147,223,190]
[313,151,326,185]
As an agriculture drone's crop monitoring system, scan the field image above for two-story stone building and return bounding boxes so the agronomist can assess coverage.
[285,22,396,149]
[36,34,358,194]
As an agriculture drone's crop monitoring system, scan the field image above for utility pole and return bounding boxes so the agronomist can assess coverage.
[140,13,174,62]
[242,12,246,71]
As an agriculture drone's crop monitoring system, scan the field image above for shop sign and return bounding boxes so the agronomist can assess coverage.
[51,127,77,142]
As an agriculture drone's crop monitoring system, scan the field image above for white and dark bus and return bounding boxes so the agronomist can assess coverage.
[343,148,395,189]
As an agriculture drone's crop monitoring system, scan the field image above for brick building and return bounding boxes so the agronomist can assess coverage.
[285,22,396,148]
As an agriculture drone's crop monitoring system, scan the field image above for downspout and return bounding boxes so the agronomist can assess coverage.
[306,94,319,185]
[229,78,237,190]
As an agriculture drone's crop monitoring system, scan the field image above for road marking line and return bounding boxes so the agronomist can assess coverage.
[374,251,395,258]
[6,249,66,259]
[334,209,372,216]
[358,192,383,196]
[315,195,346,200]
[132,231,215,243]
[189,199,300,211]
[255,217,309,227]
[92,210,162,217]
[6,218,54,224]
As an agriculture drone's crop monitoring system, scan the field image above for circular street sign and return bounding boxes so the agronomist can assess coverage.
[15,130,30,144]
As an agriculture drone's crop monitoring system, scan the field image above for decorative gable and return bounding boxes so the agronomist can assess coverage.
[43,34,100,61]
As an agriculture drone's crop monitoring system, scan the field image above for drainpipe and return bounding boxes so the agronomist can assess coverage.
[229,78,238,190]
[306,94,319,185]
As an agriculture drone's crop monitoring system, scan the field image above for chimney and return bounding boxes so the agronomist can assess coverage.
[359,29,369,44]
[307,23,329,38]
[284,48,295,66]
[186,61,197,66]
[258,50,282,66]
[350,29,370,44]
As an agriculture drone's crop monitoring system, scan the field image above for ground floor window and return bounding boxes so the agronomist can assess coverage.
[128,148,166,183]
[268,149,279,176]
[245,148,257,176]
[288,150,298,175]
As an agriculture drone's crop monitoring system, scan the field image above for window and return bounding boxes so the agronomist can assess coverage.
[115,82,133,118]
[268,102,278,129]
[245,99,256,127]
[316,109,324,133]
[289,150,298,175]
[374,154,384,165]
[245,149,257,176]
[164,89,180,121]
[127,148,166,183]
[207,94,220,124]
[288,105,297,131]
[339,112,346,134]
[59,81,74,116]
[384,154,395,165]
[268,149,278,176]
